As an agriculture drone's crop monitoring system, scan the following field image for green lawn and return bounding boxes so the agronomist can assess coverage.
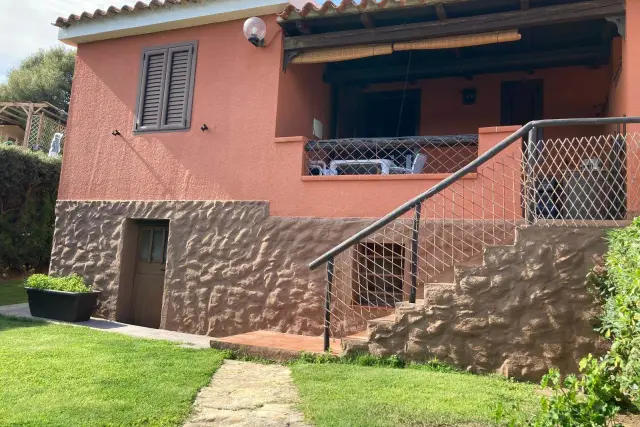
[0,314,540,427]
[291,363,539,427]
[0,316,225,427]
[0,278,27,306]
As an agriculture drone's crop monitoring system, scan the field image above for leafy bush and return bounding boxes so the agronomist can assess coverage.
[26,274,92,293]
[0,145,61,271]
[497,218,640,426]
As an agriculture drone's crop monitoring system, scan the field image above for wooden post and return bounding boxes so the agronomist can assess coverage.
[22,103,34,149]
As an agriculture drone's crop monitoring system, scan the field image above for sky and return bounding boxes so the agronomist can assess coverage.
[0,0,114,82]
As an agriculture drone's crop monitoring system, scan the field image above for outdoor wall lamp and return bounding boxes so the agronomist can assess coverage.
[243,17,267,47]
[112,130,121,136]
[200,124,209,132]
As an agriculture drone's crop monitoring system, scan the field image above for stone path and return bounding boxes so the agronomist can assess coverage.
[184,360,309,427]
[0,303,211,348]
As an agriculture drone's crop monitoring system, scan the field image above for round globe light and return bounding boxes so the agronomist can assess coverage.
[243,17,267,47]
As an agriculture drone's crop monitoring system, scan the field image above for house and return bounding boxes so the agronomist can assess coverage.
[52,0,640,378]
[0,125,24,144]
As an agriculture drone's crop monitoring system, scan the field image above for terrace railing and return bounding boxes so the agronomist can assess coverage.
[308,117,640,351]
[304,135,479,176]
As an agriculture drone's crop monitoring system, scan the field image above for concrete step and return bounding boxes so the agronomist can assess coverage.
[341,331,370,354]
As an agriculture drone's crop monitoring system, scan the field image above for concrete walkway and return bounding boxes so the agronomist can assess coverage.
[184,360,309,427]
[0,303,211,348]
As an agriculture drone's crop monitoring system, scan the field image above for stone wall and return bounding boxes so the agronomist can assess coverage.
[358,226,612,381]
[50,200,613,375]
[50,200,371,336]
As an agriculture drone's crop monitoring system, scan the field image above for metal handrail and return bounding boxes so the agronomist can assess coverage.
[309,116,640,270]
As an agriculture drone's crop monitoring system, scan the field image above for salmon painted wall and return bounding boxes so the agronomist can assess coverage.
[276,63,332,138]
[59,12,634,219]
[270,127,522,218]
[608,37,626,122]
[59,15,284,202]
[622,1,640,215]
[363,65,611,140]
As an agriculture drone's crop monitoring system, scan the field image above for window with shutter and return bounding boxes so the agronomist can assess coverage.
[134,41,197,133]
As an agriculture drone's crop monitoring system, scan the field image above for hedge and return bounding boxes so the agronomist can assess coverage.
[0,144,61,272]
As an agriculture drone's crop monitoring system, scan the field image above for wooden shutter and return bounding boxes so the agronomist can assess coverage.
[136,49,168,132]
[135,42,197,132]
[161,45,196,130]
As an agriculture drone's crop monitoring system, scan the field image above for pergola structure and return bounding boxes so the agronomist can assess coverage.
[0,102,67,150]
[279,0,624,83]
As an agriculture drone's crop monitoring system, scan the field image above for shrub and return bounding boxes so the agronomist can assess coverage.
[26,274,92,293]
[497,218,640,426]
[0,145,61,271]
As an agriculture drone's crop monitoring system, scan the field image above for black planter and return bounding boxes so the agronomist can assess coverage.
[25,288,100,322]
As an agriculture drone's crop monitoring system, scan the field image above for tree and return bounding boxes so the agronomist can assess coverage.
[0,46,75,112]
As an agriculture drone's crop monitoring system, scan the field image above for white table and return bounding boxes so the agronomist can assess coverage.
[329,159,396,175]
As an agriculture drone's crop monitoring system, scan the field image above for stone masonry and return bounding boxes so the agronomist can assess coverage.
[51,201,614,379]
[50,200,371,337]
[348,226,611,381]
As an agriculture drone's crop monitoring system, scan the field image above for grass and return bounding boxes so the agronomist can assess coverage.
[0,314,540,427]
[0,278,27,306]
[0,316,225,427]
[291,362,539,427]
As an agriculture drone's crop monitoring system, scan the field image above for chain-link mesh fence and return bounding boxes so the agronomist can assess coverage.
[318,130,640,344]
[305,135,479,176]
[28,114,65,153]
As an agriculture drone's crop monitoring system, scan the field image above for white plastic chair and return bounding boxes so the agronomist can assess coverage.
[389,153,427,174]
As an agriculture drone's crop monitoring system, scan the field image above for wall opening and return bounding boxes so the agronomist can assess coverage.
[116,219,169,329]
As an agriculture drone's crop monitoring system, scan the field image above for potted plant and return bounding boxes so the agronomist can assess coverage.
[25,274,100,322]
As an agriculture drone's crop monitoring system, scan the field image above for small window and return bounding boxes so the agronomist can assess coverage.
[137,225,169,264]
[353,243,405,307]
[134,41,198,133]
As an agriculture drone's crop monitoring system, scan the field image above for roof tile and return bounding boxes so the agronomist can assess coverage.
[277,0,429,21]
[54,0,203,28]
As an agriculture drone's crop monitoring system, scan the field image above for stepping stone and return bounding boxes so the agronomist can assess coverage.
[184,360,309,426]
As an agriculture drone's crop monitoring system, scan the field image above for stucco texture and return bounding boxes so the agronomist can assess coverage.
[49,200,371,336]
[347,226,610,381]
[59,16,284,203]
[60,12,621,220]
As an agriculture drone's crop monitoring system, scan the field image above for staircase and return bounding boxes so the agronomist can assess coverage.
[340,225,617,380]
[308,117,640,380]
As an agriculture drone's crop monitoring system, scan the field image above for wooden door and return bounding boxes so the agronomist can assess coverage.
[500,80,544,126]
[131,225,168,328]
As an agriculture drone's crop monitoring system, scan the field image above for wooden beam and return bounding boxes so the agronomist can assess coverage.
[360,13,375,29]
[0,107,27,124]
[284,0,624,51]
[0,102,48,109]
[435,3,447,21]
[22,103,34,148]
[296,21,312,35]
[324,45,609,84]
[0,112,23,126]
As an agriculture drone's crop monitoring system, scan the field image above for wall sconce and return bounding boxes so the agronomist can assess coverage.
[112,130,121,136]
[462,88,477,106]
[243,17,267,47]
[200,124,209,132]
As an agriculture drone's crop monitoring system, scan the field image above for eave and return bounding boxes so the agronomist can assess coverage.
[57,0,288,46]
